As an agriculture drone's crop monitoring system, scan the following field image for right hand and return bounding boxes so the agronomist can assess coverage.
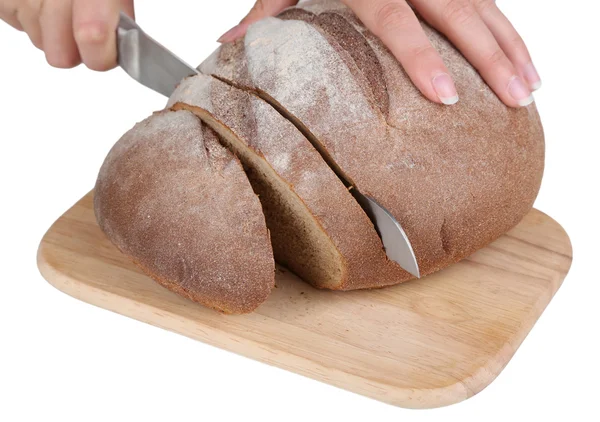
[0,0,134,71]
[227,0,540,108]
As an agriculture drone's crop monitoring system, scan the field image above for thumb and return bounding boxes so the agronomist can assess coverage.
[218,0,298,43]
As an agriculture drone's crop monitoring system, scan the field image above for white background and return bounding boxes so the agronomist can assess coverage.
[1,1,598,420]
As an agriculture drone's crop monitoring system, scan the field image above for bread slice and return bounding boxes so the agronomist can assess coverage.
[94,110,275,314]
[199,0,545,278]
[168,74,411,290]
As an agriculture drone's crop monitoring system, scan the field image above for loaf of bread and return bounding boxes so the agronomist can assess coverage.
[168,74,412,290]
[95,0,544,313]
[200,0,545,276]
[94,110,275,313]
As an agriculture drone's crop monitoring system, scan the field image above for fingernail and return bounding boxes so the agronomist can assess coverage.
[432,73,459,105]
[217,24,245,43]
[508,76,534,107]
[523,62,541,91]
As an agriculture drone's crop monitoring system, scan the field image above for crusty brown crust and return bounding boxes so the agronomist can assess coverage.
[199,0,545,278]
[168,74,412,290]
[94,110,275,314]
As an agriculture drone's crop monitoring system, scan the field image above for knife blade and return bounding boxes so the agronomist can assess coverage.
[356,194,420,278]
[117,13,198,96]
[115,13,421,278]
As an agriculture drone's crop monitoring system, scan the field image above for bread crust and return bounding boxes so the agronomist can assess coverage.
[199,0,545,278]
[168,74,412,289]
[95,0,545,310]
[94,110,275,314]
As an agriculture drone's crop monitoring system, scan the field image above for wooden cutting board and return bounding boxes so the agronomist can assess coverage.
[38,192,572,409]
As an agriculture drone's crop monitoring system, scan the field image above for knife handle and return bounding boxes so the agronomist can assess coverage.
[117,13,142,82]
[115,12,198,97]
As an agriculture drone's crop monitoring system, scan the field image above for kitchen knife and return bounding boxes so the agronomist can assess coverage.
[117,13,198,96]
[115,13,421,278]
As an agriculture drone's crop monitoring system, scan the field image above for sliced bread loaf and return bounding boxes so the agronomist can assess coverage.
[168,74,411,290]
[199,0,545,277]
[94,110,275,314]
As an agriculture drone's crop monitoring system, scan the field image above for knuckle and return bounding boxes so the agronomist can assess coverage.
[441,0,477,26]
[14,2,30,26]
[46,51,79,69]
[374,2,411,33]
[38,0,53,22]
[22,0,35,11]
[485,47,508,67]
[0,4,22,30]
[23,0,43,16]
[508,34,527,52]
[505,34,531,63]
[75,24,109,44]
[472,0,495,14]
[86,58,115,72]
[28,32,43,50]
[410,44,438,61]
[250,0,267,15]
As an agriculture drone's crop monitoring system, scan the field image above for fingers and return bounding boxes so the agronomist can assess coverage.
[344,0,458,105]
[8,0,132,71]
[15,1,43,50]
[474,0,541,90]
[72,0,122,71]
[413,0,532,107]
[0,1,24,30]
[40,0,81,68]
[218,0,298,43]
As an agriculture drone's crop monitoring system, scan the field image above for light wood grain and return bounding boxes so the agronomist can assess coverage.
[38,192,572,408]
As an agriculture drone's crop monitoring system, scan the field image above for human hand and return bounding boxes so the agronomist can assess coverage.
[0,0,134,70]
[220,0,539,108]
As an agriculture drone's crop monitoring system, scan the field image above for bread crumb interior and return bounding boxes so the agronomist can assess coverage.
[172,103,344,289]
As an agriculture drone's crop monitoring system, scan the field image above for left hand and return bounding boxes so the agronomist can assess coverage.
[218,0,540,108]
